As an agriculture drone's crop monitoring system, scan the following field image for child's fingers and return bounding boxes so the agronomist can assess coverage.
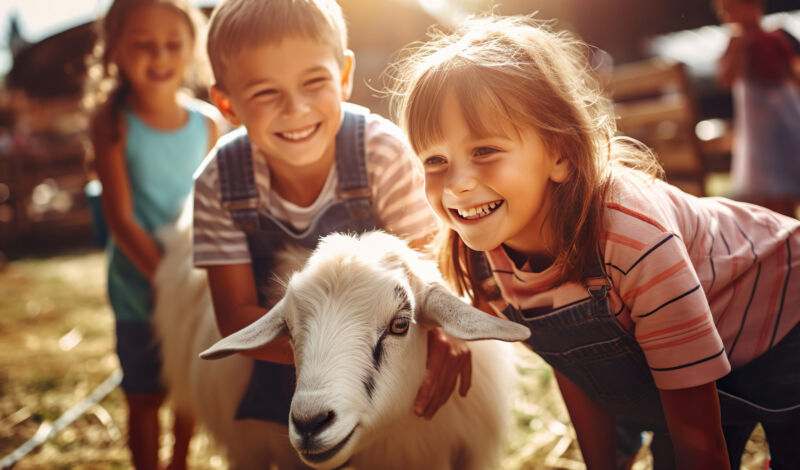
[415,330,448,415]
[423,368,460,419]
[414,375,434,416]
[459,351,472,397]
[425,328,447,367]
[422,348,468,419]
[416,328,473,418]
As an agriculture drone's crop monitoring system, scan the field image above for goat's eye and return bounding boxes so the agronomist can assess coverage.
[388,316,410,335]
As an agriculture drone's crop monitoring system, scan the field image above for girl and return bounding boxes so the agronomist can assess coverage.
[390,15,800,470]
[714,0,800,218]
[84,0,220,468]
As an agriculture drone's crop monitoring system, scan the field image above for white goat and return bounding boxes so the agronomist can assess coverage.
[153,206,529,470]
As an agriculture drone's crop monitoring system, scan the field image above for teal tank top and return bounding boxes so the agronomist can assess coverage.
[108,98,211,322]
[123,98,209,232]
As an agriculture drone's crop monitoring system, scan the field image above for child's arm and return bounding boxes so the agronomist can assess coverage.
[717,25,750,90]
[554,370,618,470]
[91,108,162,279]
[659,382,731,469]
[205,263,294,364]
[413,327,471,419]
[407,231,473,419]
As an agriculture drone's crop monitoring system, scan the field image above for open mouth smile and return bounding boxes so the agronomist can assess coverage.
[277,123,320,142]
[300,425,358,464]
[451,200,503,220]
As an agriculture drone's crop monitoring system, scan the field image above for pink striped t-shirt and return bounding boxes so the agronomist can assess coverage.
[486,167,800,390]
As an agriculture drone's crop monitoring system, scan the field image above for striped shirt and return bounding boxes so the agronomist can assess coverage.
[193,113,438,266]
[487,167,800,390]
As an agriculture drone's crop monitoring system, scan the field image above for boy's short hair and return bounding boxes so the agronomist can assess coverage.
[207,0,348,89]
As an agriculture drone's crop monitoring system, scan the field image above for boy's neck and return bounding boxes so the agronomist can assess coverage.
[265,144,336,208]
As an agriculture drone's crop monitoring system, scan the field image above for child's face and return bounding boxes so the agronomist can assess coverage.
[213,37,352,173]
[113,4,194,96]
[416,89,569,254]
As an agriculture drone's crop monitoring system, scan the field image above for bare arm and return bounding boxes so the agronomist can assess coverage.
[717,35,747,90]
[717,26,754,90]
[554,369,617,470]
[91,109,162,279]
[659,382,730,470]
[205,263,294,364]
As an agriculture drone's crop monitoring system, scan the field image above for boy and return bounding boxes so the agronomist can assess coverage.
[192,0,471,427]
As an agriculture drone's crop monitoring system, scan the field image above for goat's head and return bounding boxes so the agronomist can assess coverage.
[200,231,529,469]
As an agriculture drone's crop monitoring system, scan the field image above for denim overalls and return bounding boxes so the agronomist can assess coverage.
[216,103,379,423]
[494,249,800,468]
[499,254,670,431]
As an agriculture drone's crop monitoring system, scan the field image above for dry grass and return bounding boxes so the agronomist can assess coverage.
[0,250,769,469]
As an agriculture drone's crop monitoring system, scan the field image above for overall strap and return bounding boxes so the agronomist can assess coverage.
[470,249,501,300]
[335,103,372,221]
[584,247,610,301]
[216,128,261,232]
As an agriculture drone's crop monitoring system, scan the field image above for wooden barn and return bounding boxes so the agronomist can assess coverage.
[0,20,96,258]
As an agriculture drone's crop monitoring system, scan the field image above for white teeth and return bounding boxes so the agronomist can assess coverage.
[456,201,501,220]
[279,125,316,141]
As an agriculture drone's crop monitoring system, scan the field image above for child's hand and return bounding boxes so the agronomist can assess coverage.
[414,327,472,420]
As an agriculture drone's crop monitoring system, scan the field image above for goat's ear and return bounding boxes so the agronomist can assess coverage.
[199,297,288,360]
[419,284,530,342]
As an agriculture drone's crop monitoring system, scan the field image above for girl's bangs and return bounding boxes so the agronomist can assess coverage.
[405,65,521,153]
[404,66,448,154]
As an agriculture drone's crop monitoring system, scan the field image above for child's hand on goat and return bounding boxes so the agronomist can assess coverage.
[414,327,472,419]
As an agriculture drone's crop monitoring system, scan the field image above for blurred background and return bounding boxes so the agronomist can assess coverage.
[0,0,798,468]
[1,0,799,258]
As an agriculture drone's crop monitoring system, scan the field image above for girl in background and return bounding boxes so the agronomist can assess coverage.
[391,15,800,469]
[84,0,220,468]
[714,0,800,218]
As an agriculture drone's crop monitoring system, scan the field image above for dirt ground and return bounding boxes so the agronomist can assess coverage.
[0,249,769,469]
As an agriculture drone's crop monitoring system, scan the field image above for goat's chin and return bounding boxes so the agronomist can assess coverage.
[292,424,360,470]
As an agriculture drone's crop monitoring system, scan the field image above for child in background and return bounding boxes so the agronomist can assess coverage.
[391,15,800,470]
[84,0,221,468]
[714,0,800,217]
[192,0,468,458]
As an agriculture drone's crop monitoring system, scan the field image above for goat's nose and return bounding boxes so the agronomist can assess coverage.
[292,410,336,437]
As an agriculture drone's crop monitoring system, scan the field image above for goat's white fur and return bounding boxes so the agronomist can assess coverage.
[153,204,528,470]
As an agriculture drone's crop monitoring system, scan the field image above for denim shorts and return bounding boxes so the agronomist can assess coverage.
[115,320,165,395]
[717,320,800,424]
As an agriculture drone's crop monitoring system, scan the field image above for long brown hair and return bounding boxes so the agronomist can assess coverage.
[388,15,661,303]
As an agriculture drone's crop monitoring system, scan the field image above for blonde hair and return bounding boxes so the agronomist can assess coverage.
[83,0,209,142]
[207,0,347,90]
[388,15,661,302]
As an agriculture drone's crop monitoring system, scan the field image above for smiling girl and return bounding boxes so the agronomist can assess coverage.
[84,1,220,468]
[391,15,800,470]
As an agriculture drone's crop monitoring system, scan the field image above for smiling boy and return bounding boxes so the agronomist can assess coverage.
[191,0,472,437]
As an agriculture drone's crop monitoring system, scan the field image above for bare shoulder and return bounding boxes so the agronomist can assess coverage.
[89,102,117,139]
[89,102,126,158]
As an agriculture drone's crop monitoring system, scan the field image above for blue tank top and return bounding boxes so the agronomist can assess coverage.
[107,98,210,322]
[123,98,209,232]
